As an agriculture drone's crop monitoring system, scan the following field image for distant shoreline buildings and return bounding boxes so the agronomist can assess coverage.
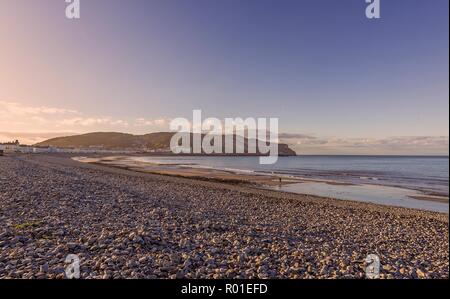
[0,140,171,155]
[0,140,59,154]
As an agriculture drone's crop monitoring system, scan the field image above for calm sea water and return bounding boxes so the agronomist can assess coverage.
[136,155,449,196]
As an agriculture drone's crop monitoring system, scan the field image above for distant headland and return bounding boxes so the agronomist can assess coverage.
[34,132,297,156]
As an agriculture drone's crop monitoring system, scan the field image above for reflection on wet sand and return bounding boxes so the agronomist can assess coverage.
[73,156,449,213]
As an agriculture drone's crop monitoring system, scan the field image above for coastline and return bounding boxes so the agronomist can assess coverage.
[73,155,449,210]
[67,154,448,217]
[0,154,448,279]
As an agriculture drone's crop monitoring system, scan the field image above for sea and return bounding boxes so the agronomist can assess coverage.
[125,155,449,213]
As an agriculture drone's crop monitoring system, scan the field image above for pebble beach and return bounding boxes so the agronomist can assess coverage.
[0,154,448,279]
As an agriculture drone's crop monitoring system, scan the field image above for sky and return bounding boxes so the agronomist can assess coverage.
[0,0,448,154]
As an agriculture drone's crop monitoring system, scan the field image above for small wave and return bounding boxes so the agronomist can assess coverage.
[223,168,255,174]
[180,164,213,169]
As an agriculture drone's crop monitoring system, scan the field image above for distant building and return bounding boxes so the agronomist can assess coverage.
[0,140,20,153]
[0,141,61,154]
[0,140,147,155]
[19,145,34,154]
[32,146,58,154]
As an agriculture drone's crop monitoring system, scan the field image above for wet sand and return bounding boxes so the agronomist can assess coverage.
[74,156,449,207]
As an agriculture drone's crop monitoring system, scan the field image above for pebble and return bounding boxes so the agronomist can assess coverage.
[0,155,448,279]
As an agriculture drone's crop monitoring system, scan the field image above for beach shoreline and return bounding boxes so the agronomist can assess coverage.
[73,155,449,209]
[0,154,448,279]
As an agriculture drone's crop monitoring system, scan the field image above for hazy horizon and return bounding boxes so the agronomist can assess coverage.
[0,129,448,156]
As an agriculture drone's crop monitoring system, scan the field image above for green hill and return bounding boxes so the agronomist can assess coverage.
[36,132,296,155]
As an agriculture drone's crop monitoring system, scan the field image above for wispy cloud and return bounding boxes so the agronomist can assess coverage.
[0,131,78,145]
[0,100,169,142]
[0,100,78,116]
[59,117,129,127]
[281,134,449,155]
[134,118,169,127]
[2,101,448,154]
[279,133,318,140]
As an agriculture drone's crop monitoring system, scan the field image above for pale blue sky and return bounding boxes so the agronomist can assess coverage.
[0,0,448,153]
